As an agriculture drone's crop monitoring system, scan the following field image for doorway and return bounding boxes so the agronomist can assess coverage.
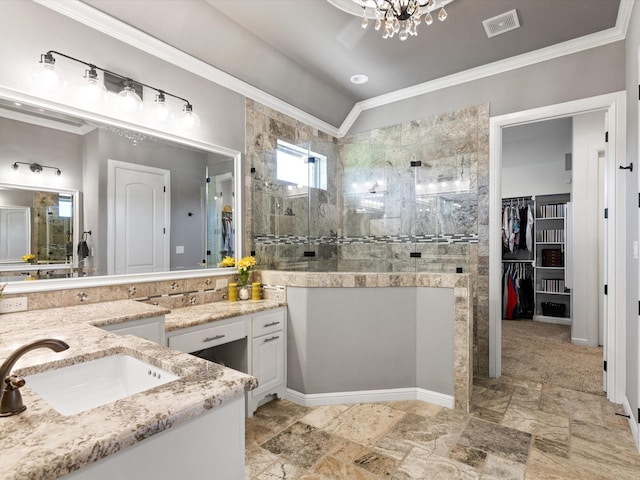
[499,114,605,395]
[488,92,627,404]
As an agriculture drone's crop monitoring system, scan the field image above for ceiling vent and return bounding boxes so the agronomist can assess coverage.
[482,9,520,38]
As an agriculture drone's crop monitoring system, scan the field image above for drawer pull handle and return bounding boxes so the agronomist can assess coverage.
[203,334,226,343]
[264,335,280,343]
[264,321,280,328]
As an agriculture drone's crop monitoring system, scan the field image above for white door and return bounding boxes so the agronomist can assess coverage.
[0,206,30,262]
[108,160,170,275]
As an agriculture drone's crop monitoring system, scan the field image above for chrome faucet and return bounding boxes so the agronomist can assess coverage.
[0,339,69,417]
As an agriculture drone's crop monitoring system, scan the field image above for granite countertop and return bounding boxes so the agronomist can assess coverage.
[165,299,286,331]
[0,300,258,479]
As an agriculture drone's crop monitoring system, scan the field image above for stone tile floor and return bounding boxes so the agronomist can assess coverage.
[245,378,640,479]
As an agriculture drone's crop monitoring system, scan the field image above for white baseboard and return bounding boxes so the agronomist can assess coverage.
[623,396,640,452]
[533,315,572,326]
[285,387,454,409]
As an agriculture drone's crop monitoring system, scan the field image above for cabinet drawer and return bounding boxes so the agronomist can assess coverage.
[252,310,284,338]
[168,320,246,353]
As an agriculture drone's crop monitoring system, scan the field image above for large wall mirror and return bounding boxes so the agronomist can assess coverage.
[0,93,242,291]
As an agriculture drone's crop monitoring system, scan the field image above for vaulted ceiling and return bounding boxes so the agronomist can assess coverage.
[81,0,623,129]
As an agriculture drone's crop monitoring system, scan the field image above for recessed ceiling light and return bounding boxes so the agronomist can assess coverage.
[350,74,369,85]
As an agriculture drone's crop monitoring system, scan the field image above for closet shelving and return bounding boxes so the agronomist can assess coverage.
[534,193,571,324]
[501,194,571,324]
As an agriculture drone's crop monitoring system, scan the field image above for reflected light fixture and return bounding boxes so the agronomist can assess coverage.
[33,50,200,130]
[12,161,61,176]
[332,0,454,41]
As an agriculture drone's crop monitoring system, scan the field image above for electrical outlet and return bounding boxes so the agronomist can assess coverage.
[215,279,228,290]
[0,297,28,313]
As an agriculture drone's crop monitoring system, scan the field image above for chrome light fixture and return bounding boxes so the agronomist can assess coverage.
[331,0,454,41]
[32,51,200,130]
[12,161,61,176]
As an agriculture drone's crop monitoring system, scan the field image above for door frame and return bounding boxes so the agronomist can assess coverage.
[489,91,627,404]
[107,159,171,275]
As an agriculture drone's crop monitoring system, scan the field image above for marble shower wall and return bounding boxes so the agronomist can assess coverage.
[246,101,490,376]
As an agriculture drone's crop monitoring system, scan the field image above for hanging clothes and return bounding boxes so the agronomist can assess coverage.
[526,203,534,252]
[502,262,534,319]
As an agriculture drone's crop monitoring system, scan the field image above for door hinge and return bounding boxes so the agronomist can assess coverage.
[303,251,316,257]
[410,252,422,258]
[604,284,608,295]
[638,84,640,101]
[250,250,256,256]
[410,160,422,167]
[603,360,607,372]
[163,227,166,234]
[206,177,211,183]
[638,408,640,422]
[250,167,256,173]
[163,186,166,193]
[638,193,639,208]
[638,300,640,315]
[604,208,608,219]
[605,131,609,143]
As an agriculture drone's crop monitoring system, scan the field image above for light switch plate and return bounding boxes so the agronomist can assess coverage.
[176,246,184,254]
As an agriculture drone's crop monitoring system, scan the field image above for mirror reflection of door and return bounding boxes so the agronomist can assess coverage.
[206,162,234,267]
[108,160,170,275]
[0,206,30,262]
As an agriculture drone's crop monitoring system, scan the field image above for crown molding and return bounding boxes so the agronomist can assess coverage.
[337,0,633,135]
[33,0,341,138]
[35,0,632,139]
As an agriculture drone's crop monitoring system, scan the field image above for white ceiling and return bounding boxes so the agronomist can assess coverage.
[80,0,623,129]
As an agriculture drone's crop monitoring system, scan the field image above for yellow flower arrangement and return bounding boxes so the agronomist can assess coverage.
[218,256,236,268]
[237,255,256,287]
[22,253,35,264]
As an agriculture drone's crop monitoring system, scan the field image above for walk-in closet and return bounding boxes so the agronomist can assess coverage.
[499,113,606,395]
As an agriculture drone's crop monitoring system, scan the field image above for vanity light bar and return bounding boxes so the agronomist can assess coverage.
[33,50,200,130]
[11,161,61,176]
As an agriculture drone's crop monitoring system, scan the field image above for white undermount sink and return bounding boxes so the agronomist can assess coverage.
[26,354,180,416]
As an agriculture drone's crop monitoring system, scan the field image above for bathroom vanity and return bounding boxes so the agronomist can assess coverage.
[0,301,257,479]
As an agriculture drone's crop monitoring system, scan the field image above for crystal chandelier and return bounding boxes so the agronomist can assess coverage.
[355,0,454,41]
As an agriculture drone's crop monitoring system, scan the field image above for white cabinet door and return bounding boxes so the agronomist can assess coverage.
[251,333,284,398]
